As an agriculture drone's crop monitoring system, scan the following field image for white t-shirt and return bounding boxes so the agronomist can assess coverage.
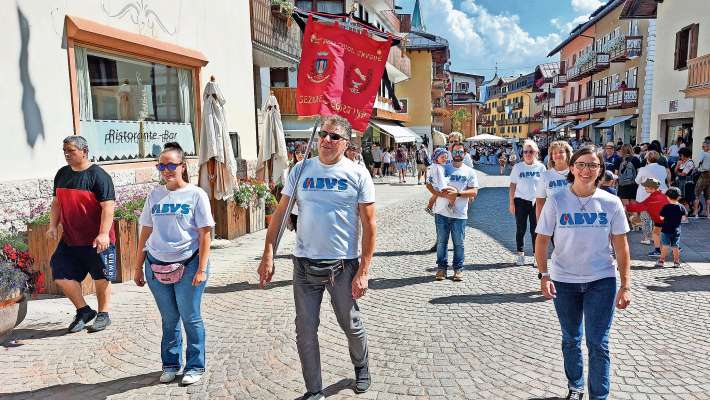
[372,147,382,162]
[434,164,479,219]
[383,152,392,163]
[698,151,710,172]
[635,163,668,202]
[668,144,684,157]
[427,163,448,192]
[536,169,570,199]
[139,184,215,262]
[536,187,630,283]
[282,157,375,259]
[510,161,546,201]
[463,153,474,168]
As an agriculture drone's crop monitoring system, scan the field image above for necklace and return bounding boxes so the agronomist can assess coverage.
[571,186,595,211]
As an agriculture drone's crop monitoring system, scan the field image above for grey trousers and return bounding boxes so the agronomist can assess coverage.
[292,257,369,393]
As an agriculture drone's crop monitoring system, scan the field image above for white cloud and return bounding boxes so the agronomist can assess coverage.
[420,0,563,76]
[551,15,590,34]
[570,0,604,14]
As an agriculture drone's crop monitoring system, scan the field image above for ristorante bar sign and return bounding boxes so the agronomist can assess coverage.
[296,16,391,131]
[80,120,195,160]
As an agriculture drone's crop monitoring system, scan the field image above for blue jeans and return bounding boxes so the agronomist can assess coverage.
[435,214,466,271]
[145,252,208,374]
[553,277,617,399]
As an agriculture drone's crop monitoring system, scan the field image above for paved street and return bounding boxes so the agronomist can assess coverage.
[2,166,710,400]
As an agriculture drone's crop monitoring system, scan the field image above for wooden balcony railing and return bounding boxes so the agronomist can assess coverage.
[512,101,524,110]
[553,73,567,88]
[564,101,579,115]
[578,96,607,113]
[568,52,610,82]
[552,106,565,118]
[607,88,639,108]
[609,36,643,63]
[684,54,710,98]
[387,44,411,77]
[251,0,301,63]
[271,87,297,115]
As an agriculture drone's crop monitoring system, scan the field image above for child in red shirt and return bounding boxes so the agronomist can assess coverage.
[625,178,669,257]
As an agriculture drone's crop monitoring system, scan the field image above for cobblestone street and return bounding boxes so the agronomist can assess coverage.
[2,166,709,400]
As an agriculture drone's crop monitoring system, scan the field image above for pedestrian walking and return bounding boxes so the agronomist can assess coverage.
[258,115,376,400]
[625,178,669,257]
[509,140,546,266]
[382,147,392,177]
[535,140,572,220]
[48,135,116,333]
[691,138,710,218]
[133,142,214,385]
[415,144,430,185]
[427,142,479,282]
[602,142,621,173]
[395,145,408,183]
[535,145,632,400]
[371,143,382,177]
[635,151,669,245]
[617,144,641,208]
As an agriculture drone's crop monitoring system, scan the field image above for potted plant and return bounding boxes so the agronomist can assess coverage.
[264,193,278,227]
[248,182,268,233]
[113,185,151,283]
[215,182,252,240]
[271,0,294,20]
[0,233,44,341]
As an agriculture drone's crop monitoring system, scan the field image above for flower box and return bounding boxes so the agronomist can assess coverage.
[214,200,248,240]
[113,219,139,283]
[247,199,266,233]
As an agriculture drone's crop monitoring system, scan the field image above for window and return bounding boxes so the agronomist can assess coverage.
[296,0,345,13]
[586,81,593,98]
[629,20,639,36]
[674,24,699,70]
[612,73,620,90]
[570,86,576,102]
[457,82,469,92]
[76,47,195,160]
[627,67,638,88]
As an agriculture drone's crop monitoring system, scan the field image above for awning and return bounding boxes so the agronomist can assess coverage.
[572,119,600,130]
[551,121,575,131]
[371,121,421,143]
[283,118,317,139]
[595,115,635,128]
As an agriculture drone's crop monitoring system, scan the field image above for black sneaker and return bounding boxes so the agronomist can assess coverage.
[87,312,111,332]
[67,308,97,333]
[300,392,324,400]
[566,389,584,400]
[354,364,371,394]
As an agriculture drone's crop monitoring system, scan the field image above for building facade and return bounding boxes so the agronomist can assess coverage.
[1,0,256,231]
[621,0,710,160]
[444,70,484,138]
[481,74,542,139]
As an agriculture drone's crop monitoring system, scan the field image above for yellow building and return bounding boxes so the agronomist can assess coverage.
[480,74,542,139]
[397,50,433,132]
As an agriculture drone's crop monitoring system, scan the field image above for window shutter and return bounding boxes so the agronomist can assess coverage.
[689,23,699,60]
[674,29,683,70]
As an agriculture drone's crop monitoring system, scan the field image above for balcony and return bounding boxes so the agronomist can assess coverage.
[496,105,505,113]
[684,54,710,98]
[578,96,607,113]
[607,88,639,108]
[567,52,610,82]
[564,101,579,115]
[553,73,568,88]
[512,102,524,110]
[609,36,643,63]
[271,87,297,115]
[552,105,565,118]
[251,0,301,64]
[387,45,411,80]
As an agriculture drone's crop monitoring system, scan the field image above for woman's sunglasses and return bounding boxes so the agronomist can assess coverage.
[319,130,348,141]
[155,162,181,171]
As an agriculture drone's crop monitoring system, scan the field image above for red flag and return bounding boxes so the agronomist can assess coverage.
[297,16,391,131]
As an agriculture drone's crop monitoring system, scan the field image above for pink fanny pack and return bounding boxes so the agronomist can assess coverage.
[150,263,185,284]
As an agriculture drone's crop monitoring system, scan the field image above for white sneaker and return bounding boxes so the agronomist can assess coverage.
[181,372,203,385]
[515,252,525,266]
[159,371,177,383]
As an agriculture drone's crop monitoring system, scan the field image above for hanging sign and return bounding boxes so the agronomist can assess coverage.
[296,16,392,131]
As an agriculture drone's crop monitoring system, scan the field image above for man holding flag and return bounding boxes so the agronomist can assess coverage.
[258,13,388,400]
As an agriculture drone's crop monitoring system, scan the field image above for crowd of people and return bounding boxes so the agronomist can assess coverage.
[43,119,708,400]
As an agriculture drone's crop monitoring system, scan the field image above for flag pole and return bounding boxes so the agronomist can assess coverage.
[272,116,321,256]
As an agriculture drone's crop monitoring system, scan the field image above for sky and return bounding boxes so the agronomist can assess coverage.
[397,0,607,80]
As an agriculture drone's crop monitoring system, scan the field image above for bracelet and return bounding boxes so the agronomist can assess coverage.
[620,286,631,291]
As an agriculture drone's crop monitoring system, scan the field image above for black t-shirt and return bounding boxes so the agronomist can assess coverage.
[659,203,686,234]
[53,164,116,246]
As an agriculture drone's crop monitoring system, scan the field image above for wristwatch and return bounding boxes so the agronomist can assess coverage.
[456,192,461,197]
[537,272,550,280]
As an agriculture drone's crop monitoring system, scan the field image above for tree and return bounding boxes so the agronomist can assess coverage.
[451,108,472,132]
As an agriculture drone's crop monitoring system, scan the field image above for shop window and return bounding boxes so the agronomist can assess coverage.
[76,47,195,161]
[296,1,345,13]
[674,24,699,70]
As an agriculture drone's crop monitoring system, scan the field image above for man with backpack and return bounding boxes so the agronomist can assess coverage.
[617,144,642,207]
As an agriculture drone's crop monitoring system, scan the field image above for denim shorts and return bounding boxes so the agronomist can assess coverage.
[661,232,680,247]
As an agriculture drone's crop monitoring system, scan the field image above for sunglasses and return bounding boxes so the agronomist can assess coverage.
[318,130,348,141]
[573,162,601,171]
[155,162,181,171]
[523,150,536,154]
[451,150,465,155]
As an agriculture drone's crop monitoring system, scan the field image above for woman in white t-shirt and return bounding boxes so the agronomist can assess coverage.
[134,142,215,386]
[509,140,546,266]
[535,146,631,400]
[635,150,669,244]
[535,140,572,221]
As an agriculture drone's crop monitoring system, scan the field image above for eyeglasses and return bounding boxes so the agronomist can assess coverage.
[156,163,180,171]
[451,150,465,155]
[573,162,601,171]
[523,150,536,154]
[318,130,348,142]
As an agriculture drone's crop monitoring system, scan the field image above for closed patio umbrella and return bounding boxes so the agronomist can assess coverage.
[256,91,288,187]
[198,77,238,201]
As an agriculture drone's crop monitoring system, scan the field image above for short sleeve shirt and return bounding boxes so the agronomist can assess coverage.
[53,164,116,246]
[139,184,215,262]
[434,164,479,220]
[536,169,569,199]
[536,188,630,283]
[659,203,686,234]
[510,161,546,201]
[282,157,375,259]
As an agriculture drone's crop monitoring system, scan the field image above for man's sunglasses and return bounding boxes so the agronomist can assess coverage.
[318,130,348,141]
[155,162,181,171]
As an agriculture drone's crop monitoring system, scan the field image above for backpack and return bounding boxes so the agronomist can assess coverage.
[618,157,637,186]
